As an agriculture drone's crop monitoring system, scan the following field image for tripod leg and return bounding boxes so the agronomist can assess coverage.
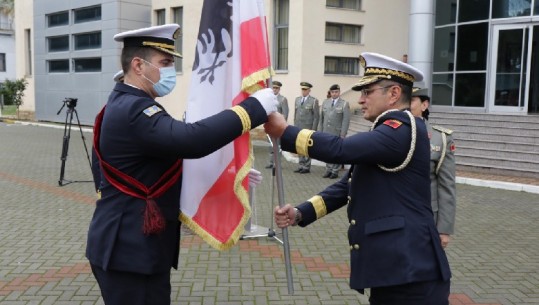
[73,109,92,170]
[58,110,74,186]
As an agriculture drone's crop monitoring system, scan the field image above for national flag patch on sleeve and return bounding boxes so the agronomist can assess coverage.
[450,143,456,152]
[143,105,162,117]
[383,119,402,129]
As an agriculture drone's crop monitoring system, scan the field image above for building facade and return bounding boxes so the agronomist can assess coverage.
[151,0,410,119]
[0,8,15,84]
[431,0,539,115]
[14,0,539,122]
[15,0,151,124]
[14,0,411,122]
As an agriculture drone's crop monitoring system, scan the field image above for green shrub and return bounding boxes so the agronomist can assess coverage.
[1,78,28,107]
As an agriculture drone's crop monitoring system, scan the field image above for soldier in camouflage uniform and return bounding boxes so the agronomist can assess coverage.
[293,82,319,173]
[266,81,289,168]
[411,87,457,249]
[318,84,350,178]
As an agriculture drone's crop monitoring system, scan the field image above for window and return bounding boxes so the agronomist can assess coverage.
[325,57,359,75]
[156,9,166,25]
[48,60,69,73]
[74,32,101,50]
[0,53,5,72]
[455,73,486,107]
[432,74,454,106]
[326,0,361,10]
[433,27,455,72]
[48,36,69,52]
[458,0,489,22]
[25,29,32,75]
[456,22,488,71]
[493,0,532,18]
[274,0,289,70]
[435,0,456,26]
[74,6,101,23]
[326,23,361,44]
[173,7,183,72]
[47,11,69,27]
[74,58,101,72]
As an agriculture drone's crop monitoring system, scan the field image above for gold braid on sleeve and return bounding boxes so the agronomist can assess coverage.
[230,106,251,133]
[308,195,327,219]
[295,129,315,156]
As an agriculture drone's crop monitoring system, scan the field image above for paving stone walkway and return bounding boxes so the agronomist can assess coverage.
[0,121,538,304]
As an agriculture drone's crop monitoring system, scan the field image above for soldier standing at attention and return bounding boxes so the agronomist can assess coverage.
[411,87,456,249]
[293,82,319,173]
[87,24,277,305]
[318,84,351,178]
[266,80,289,169]
[266,52,451,305]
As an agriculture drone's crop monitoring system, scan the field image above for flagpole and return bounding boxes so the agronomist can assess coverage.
[271,134,294,295]
[256,0,293,294]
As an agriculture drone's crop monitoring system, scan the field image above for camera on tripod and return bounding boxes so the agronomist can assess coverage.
[57,98,78,115]
[56,96,92,186]
[64,97,78,109]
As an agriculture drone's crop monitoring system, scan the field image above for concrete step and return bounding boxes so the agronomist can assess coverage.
[457,146,539,162]
[444,124,539,137]
[456,153,539,173]
[430,117,539,130]
[452,130,539,144]
[430,112,539,123]
[456,163,539,179]
[457,138,539,153]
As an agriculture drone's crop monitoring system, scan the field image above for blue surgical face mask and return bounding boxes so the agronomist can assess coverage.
[142,60,177,97]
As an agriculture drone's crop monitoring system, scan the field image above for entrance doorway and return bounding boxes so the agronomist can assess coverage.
[489,24,539,114]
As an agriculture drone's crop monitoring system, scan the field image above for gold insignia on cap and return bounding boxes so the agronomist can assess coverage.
[360,55,366,68]
[351,75,390,91]
[365,67,415,83]
[173,28,180,39]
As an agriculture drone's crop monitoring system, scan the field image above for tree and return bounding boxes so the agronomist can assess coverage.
[1,78,28,118]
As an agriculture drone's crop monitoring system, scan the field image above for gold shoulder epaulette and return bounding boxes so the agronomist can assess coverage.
[432,125,453,135]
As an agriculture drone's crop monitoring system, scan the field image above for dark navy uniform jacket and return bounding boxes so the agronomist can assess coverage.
[87,83,267,275]
[280,110,451,291]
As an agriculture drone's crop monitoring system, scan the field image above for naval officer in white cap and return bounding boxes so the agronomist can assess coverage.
[267,52,451,305]
[87,23,277,305]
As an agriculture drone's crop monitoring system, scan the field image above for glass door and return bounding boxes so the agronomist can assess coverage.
[489,24,531,113]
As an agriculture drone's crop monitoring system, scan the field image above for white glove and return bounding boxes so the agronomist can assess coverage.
[251,88,278,115]
[248,168,263,188]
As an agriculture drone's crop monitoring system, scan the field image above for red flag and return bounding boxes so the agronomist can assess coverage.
[180,0,272,250]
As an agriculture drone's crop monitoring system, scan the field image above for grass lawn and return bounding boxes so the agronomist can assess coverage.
[1,105,17,116]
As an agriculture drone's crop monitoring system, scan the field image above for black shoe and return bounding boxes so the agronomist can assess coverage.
[322,172,331,178]
[294,168,302,173]
[265,164,273,169]
[300,169,310,174]
[329,173,338,179]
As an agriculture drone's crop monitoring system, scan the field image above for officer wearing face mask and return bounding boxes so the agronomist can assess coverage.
[87,24,277,305]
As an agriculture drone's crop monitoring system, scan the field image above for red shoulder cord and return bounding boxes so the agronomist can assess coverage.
[93,107,183,235]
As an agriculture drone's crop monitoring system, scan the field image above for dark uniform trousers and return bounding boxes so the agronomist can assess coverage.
[91,264,171,305]
[370,279,450,305]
